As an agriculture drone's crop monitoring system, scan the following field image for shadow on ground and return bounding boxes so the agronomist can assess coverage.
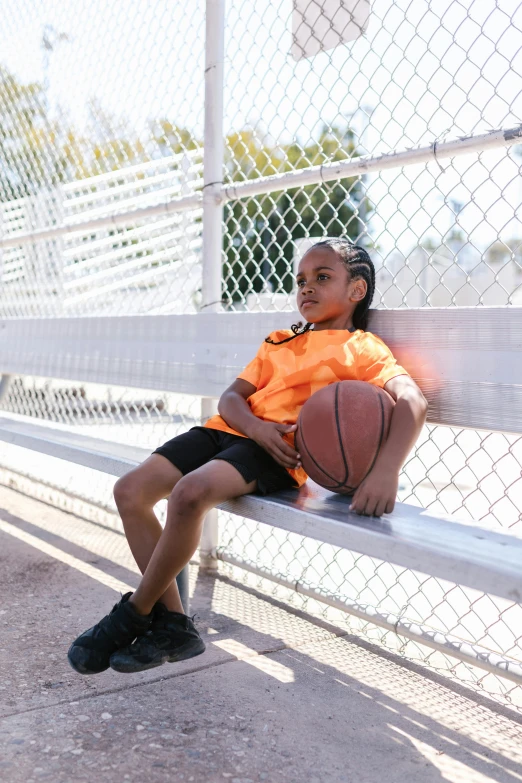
[0,485,521,783]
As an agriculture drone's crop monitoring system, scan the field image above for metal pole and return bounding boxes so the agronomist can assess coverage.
[199,0,226,572]
[0,375,13,404]
[202,0,225,314]
[221,122,522,199]
[200,399,220,572]
[4,122,522,251]
[0,193,202,251]
[175,568,190,616]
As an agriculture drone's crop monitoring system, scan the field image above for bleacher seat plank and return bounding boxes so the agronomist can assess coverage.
[1,414,521,605]
[222,486,522,605]
[0,414,150,476]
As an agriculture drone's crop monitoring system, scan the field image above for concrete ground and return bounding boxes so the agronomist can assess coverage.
[1,485,522,783]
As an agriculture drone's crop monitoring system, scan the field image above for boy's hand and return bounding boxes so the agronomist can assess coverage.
[349,467,399,517]
[250,421,301,470]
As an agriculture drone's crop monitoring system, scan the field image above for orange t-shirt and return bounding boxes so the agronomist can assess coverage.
[204,327,410,487]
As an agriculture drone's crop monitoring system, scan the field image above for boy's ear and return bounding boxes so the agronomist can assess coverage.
[351,280,367,301]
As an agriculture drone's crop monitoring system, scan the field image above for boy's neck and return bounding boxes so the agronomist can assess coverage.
[309,313,356,332]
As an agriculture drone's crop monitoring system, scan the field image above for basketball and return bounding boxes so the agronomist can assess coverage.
[295,381,395,494]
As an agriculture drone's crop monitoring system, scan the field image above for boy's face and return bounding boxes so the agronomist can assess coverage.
[295,248,366,324]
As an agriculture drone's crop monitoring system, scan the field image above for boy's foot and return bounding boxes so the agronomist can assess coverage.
[67,592,153,675]
[109,603,206,673]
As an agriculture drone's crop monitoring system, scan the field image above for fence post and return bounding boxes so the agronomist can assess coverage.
[0,203,3,291]
[199,0,225,572]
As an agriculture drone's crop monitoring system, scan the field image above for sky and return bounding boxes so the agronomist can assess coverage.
[1,0,522,260]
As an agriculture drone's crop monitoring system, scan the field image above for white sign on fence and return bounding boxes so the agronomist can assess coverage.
[291,0,370,60]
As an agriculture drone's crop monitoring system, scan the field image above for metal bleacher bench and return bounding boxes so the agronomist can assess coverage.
[1,307,522,673]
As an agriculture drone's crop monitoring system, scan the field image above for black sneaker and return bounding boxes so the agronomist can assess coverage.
[67,592,153,675]
[109,603,206,673]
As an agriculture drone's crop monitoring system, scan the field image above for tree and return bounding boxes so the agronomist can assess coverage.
[222,124,372,306]
[0,68,372,309]
[148,119,201,157]
[0,67,65,199]
[0,69,157,198]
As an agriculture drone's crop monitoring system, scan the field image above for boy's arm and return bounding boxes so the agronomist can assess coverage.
[218,380,301,469]
[218,379,262,439]
[373,375,428,475]
[349,375,428,517]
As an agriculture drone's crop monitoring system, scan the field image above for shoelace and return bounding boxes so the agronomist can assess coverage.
[94,597,148,642]
[132,614,196,648]
[92,603,121,641]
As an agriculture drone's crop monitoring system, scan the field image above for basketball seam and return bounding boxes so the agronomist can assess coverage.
[297,409,346,489]
[357,386,386,486]
[299,382,387,494]
[334,381,351,489]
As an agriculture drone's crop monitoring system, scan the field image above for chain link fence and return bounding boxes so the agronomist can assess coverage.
[1,0,522,708]
[1,152,203,317]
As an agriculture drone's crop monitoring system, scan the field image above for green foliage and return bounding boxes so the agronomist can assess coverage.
[223,126,372,304]
[0,69,152,198]
[0,67,62,198]
[1,67,371,304]
[149,120,200,156]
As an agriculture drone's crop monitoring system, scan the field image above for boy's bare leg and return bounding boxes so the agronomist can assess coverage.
[113,454,184,612]
[129,460,257,616]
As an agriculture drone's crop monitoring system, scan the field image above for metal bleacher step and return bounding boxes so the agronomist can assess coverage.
[1,412,521,606]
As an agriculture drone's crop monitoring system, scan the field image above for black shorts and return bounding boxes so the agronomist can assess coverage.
[152,426,299,496]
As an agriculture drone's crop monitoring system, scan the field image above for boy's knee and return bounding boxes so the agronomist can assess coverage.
[114,474,141,510]
[169,474,210,512]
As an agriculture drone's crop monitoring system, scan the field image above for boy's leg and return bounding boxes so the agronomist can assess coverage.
[113,454,184,611]
[67,454,183,675]
[109,459,257,672]
[129,459,257,616]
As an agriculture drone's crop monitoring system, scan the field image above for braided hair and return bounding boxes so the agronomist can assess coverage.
[265,238,375,345]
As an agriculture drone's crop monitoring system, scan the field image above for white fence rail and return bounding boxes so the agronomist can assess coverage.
[0,151,204,317]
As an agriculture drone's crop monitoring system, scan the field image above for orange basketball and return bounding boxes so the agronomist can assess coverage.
[295,381,395,494]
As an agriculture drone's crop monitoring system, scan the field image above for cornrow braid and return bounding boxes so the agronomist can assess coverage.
[265,320,313,345]
[265,238,375,346]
